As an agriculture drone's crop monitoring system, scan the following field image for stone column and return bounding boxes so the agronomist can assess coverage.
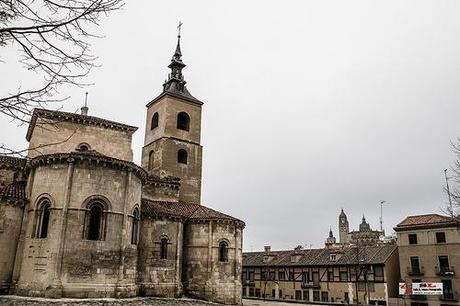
[52,159,75,298]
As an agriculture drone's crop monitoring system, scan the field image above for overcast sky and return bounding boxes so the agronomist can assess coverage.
[2,1,460,251]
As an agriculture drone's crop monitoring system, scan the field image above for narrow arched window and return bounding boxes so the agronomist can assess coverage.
[131,207,140,245]
[148,150,154,170]
[85,202,106,241]
[177,112,190,131]
[33,199,51,239]
[151,112,159,130]
[160,237,168,259]
[219,241,229,262]
[177,149,188,164]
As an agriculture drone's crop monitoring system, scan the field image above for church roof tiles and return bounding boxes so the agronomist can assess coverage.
[141,199,244,227]
[0,155,26,170]
[243,244,396,267]
[0,181,27,201]
[26,108,138,141]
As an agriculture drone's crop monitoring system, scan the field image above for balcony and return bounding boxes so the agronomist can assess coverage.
[436,266,455,276]
[407,266,424,276]
[301,281,320,289]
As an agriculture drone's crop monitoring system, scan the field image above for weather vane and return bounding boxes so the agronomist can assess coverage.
[177,21,183,37]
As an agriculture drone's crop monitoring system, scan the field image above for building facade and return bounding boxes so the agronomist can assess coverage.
[395,214,460,306]
[242,245,400,305]
[0,33,244,304]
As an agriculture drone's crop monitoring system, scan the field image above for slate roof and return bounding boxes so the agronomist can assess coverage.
[243,245,397,267]
[26,108,138,141]
[141,199,244,226]
[0,181,27,201]
[394,214,460,231]
[0,155,26,170]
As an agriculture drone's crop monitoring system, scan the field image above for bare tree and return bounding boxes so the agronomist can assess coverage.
[447,139,460,216]
[0,0,123,124]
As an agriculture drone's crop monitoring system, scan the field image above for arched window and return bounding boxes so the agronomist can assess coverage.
[131,207,140,245]
[177,149,188,164]
[160,237,168,259]
[148,150,154,170]
[177,112,190,131]
[219,241,229,262]
[84,202,106,241]
[33,199,51,239]
[151,112,159,130]
[77,143,90,152]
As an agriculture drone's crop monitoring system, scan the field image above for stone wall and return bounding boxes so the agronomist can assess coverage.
[0,203,23,293]
[183,221,243,305]
[28,118,135,161]
[14,160,142,298]
[138,218,183,297]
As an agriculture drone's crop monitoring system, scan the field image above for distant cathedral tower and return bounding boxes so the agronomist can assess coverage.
[338,209,349,244]
[142,30,203,203]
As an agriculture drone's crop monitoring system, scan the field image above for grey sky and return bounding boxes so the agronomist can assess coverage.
[2,1,460,251]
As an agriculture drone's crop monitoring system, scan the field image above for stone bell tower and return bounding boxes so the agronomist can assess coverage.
[142,29,203,203]
[338,209,349,244]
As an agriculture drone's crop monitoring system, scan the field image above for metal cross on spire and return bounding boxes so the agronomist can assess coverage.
[177,21,183,37]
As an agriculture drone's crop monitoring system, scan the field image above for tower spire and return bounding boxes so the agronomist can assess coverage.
[161,21,199,102]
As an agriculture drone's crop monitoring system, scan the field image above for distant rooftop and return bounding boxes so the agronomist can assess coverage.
[394,213,459,231]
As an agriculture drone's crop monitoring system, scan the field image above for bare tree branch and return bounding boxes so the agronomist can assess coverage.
[0,0,123,125]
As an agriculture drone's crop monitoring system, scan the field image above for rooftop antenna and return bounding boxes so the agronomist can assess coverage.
[177,20,183,38]
[445,169,454,218]
[379,200,386,233]
[81,92,89,115]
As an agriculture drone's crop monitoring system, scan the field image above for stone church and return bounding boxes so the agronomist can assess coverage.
[0,33,245,304]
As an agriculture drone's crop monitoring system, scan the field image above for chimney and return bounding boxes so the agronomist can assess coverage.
[81,91,89,115]
[81,106,88,116]
[264,245,271,253]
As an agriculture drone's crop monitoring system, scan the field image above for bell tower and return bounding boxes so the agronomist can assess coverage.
[142,28,203,203]
[338,209,349,244]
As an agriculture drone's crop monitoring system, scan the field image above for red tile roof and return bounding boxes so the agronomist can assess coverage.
[395,214,459,231]
[26,108,138,141]
[0,181,27,201]
[141,199,244,226]
[0,155,26,170]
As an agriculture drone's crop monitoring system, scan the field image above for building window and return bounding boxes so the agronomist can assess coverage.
[339,271,348,281]
[131,207,140,245]
[278,271,285,280]
[439,256,450,273]
[177,149,188,164]
[303,290,309,301]
[321,291,329,302]
[302,271,309,283]
[249,287,255,297]
[160,237,168,259]
[442,279,454,300]
[177,112,190,131]
[436,232,446,243]
[255,288,261,297]
[313,290,320,301]
[218,241,229,262]
[295,290,302,300]
[84,202,106,241]
[151,112,159,129]
[249,271,255,282]
[328,271,334,281]
[410,256,421,274]
[33,199,52,239]
[374,266,384,280]
[77,143,91,151]
[408,233,418,245]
